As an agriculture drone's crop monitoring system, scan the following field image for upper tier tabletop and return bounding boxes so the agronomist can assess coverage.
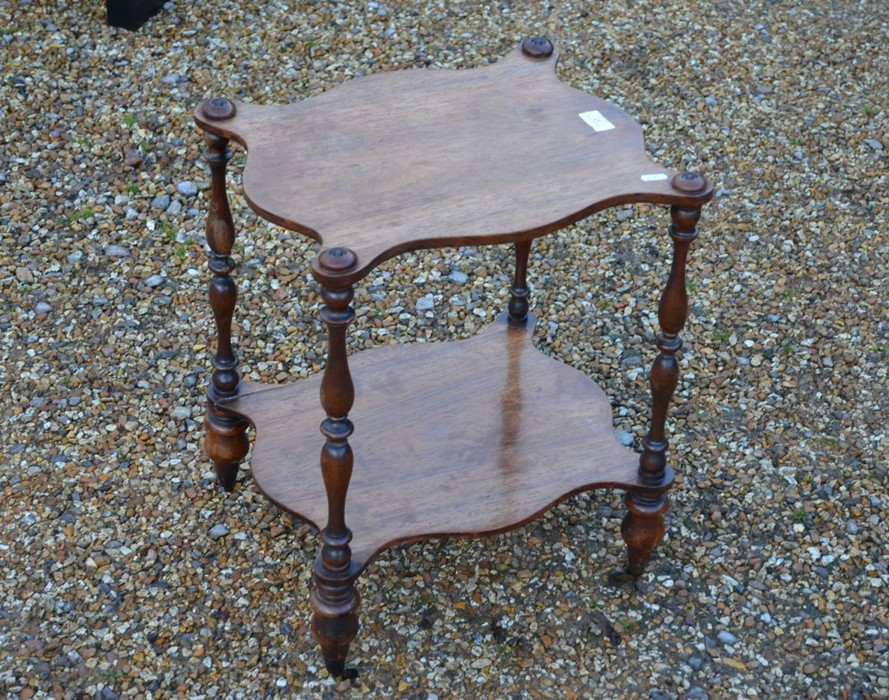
[195,40,713,283]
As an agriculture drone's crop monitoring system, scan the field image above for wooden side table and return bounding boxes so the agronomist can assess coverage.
[193,38,714,678]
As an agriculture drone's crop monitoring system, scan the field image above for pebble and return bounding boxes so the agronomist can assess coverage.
[614,429,635,446]
[416,293,435,311]
[863,138,883,151]
[16,267,34,283]
[616,208,634,222]
[34,301,52,314]
[106,245,131,258]
[124,146,143,167]
[166,199,183,215]
[208,524,229,540]
[151,194,171,210]
[686,688,709,700]
[172,406,192,420]
[177,181,199,197]
[449,270,469,284]
[717,631,739,645]
[144,274,165,288]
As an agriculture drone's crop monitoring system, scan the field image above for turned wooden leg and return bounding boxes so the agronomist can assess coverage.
[310,248,361,679]
[612,193,702,582]
[508,239,532,324]
[204,405,249,490]
[201,116,249,490]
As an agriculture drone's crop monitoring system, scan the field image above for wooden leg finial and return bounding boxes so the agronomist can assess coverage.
[311,284,360,678]
[203,131,249,490]
[613,203,701,582]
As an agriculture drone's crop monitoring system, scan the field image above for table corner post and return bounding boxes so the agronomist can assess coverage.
[310,247,361,680]
[202,127,249,491]
[615,181,704,581]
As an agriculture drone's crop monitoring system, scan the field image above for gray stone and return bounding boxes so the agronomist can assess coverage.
[172,406,191,420]
[717,630,738,645]
[208,524,229,540]
[106,245,131,258]
[616,208,634,222]
[34,301,52,314]
[177,180,199,197]
[449,270,469,284]
[151,194,170,210]
[688,654,704,671]
[416,294,435,312]
[125,206,139,220]
[144,274,165,288]
[166,199,183,215]
[864,138,883,151]
[614,429,634,446]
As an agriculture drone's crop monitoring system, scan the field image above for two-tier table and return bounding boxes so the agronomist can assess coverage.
[193,38,714,678]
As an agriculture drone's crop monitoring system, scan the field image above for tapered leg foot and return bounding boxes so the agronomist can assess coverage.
[311,586,360,679]
[609,491,669,583]
[204,403,249,490]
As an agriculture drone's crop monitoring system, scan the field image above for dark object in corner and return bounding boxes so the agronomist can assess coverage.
[107,0,166,30]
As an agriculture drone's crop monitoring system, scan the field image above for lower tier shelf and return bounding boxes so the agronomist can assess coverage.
[218,313,650,571]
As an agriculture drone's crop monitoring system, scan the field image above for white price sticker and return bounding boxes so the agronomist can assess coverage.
[578,110,616,132]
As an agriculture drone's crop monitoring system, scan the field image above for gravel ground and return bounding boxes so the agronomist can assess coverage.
[1,1,886,698]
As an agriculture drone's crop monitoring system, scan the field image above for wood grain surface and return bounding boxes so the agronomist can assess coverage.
[195,43,713,283]
[217,314,648,571]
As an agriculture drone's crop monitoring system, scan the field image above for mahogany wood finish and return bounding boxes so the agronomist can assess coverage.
[194,40,715,677]
[193,44,713,287]
[218,314,642,567]
[612,203,701,581]
[311,280,360,678]
[203,132,249,490]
